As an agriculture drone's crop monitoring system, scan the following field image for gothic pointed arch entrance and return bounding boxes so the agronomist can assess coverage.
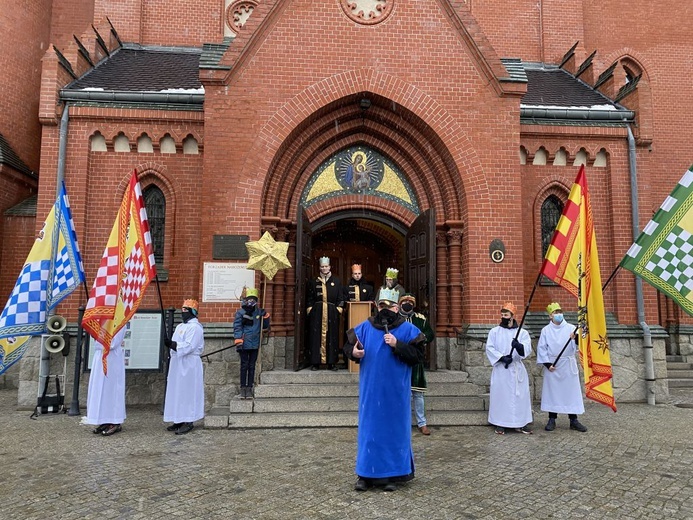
[259,92,469,370]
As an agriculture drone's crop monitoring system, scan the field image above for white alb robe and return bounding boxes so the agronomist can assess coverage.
[486,324,533,428]
[163,318,205,423]
[537,319,585,415]
[86,327,127,425]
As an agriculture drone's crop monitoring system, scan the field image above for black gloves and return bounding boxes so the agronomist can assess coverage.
[512,338,525,356]
[165,339,177,351]
[499,354,513,367]
[164,337,171,348]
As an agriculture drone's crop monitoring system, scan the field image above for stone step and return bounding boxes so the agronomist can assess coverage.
[260,369,470,385]
[666,369,693,379]
[233,395,486,414]
[255,381,482,398]
[666,362,693,371]
[668,378,693,388]
[205,409,490,429]
[666,355,692,363]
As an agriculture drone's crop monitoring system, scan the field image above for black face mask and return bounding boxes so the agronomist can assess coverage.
[400,302,414,315]
[182,310,194,323]
[377,308,398,326]
[500,317,512,328]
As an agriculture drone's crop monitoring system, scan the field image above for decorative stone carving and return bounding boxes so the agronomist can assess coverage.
[226,0,256,34]
[340,0,392,25]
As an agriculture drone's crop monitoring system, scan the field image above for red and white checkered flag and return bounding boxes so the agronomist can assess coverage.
[83,170,157,373]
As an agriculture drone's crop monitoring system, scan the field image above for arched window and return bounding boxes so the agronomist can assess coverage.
[541,195,564,258]
[143,185,166,267]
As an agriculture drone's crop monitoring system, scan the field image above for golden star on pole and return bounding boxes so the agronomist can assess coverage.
[245,231,292,280]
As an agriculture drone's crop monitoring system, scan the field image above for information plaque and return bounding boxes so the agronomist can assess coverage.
[86,310,163,371]
[203,262,256,302]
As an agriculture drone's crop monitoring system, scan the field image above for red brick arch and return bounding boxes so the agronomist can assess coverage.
[243,69,487,226]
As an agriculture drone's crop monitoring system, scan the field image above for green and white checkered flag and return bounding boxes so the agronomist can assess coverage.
[620,165,693,317]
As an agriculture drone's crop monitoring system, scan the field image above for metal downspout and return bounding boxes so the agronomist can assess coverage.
[627,125,656,405]
[57,104,69,196]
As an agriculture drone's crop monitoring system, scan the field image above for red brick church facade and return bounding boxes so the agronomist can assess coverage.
[1,1,691,405]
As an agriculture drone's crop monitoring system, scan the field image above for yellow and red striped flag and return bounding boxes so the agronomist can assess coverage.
[82,170,156,374]
[541,165,616,411]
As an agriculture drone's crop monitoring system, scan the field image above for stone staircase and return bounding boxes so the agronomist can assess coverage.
[205,369,489,429]
[666,355,693,396]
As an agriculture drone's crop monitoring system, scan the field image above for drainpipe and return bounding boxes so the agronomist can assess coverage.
[56,103,69,196]
[627,125,655,405]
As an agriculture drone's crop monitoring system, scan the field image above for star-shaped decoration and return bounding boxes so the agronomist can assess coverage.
[245,231,292,280]
[595,334,610,354]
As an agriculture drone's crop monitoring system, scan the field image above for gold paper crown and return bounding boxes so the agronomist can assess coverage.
[385,267,399,278]
[246,288,259,299]
[501,301,516,316]
[351,263,362,272]
[378,288,400,305]
[182,299,199,311]
[546,302,562,314]
[399,293,416,304]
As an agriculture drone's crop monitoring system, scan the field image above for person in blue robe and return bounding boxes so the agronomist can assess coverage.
[344,288,426,492]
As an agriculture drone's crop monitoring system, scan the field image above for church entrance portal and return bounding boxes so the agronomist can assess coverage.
[293,210,436,371]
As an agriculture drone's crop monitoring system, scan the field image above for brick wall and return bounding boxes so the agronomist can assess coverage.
[35,108,204,322]
[94,0,222,46]
[50,0,95,49]
[0,2,52,172]
[25,0,693,332]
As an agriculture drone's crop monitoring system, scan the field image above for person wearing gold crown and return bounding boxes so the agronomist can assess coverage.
[344,287,426,492]
[485,301,533,435]
[345,263,375,303]
[163,298,205,434]
[537,302,587,432]
[306,256,344,370]
[343,263,375,368]
[381,267,405,297]
[233,288,270,399]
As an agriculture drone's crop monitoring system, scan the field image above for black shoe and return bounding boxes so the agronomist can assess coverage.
[329,364,338,371]
[515,426,533,435]
[354,478,369,492]
[383,483,397,492]
[494,426,505,435]
[175,422,194,435]
[92,424,108,434]
[311,365,319,371]
[570,420,588,432]
[167,422,183,432]
[545,418,556,431]
[102,424,122,436]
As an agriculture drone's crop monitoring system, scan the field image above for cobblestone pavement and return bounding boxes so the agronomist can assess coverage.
[1,389,692,520]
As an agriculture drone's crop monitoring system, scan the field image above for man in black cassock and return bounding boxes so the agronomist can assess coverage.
[342,263,375,368]
[345,263,375,303]
[306,256,344,370]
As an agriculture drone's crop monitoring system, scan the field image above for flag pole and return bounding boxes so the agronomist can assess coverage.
[256,273,267,387]
[504,271,542,368]
[154,273,171,413]
[67,306,86,416]
[601,265,621,293]
[67,278,92,416]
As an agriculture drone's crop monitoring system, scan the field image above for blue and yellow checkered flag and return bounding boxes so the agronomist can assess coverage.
[0,183,85,375]
[620,166,693,317]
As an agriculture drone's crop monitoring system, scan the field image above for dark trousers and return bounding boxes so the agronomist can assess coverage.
[549,412,578,420]
[240,349,259,388]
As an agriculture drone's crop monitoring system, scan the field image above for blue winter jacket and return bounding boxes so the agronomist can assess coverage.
[233,307,270,350]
